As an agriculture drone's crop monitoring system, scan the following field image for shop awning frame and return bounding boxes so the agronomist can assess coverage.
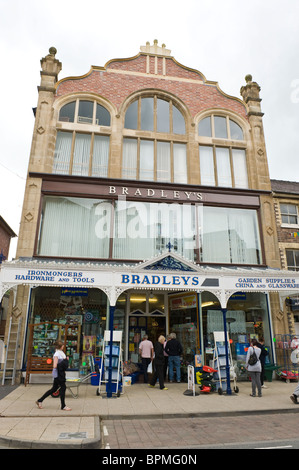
[1,252,299,307]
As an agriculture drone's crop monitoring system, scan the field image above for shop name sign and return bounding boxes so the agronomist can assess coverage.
[14,269,96,284]
[232,277,299,290]
[108,185,203,201]
[3,267,299,293]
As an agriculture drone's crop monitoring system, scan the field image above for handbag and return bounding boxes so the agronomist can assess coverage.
[248,347,258,366]
[147,361,153,373]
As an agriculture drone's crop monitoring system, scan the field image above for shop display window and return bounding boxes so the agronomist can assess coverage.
[201,291,272,380]
[25,287,108,370]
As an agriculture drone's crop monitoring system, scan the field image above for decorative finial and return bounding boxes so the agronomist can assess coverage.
[49,47,57,56]
[245,74,252,83]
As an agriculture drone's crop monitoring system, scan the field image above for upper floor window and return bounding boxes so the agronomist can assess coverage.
[198,115,244,140]
[59,100,111,126]
[286,250,299,271]
[198,115,247,188]
[123,96,187,183]
[125,96,185,134]
[53,100,111,177]
[280,203,299,226]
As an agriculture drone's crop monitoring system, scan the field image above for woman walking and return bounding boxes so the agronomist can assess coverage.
[36,340,71,411]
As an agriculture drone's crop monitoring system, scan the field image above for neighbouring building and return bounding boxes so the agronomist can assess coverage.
[0,216,16,338]
[272,179,299,336]
[1,41,299,387]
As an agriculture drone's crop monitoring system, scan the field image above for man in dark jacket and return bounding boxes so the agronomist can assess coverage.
[165,332,183,383]
[149,336,168,390]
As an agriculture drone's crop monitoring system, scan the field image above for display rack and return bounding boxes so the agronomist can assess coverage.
[25,322,69,385]
[97,330,123,397]
[212,331,239,395]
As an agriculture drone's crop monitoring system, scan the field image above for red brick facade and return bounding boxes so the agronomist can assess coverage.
[56,53,247,119]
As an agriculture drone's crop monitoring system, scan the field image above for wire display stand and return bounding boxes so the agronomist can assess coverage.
[212,331,239,395]
[97,330,124,397]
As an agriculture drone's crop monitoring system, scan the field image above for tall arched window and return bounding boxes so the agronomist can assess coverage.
[53,99,111,177]
[123,96,187,183]
[198,115,248,188]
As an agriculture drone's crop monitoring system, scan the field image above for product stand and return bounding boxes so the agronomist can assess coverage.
[97,330,123,397]
[212,331,239,395]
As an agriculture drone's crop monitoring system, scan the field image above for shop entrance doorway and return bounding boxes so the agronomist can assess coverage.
[128,315,166,362]
[126,291,167,363]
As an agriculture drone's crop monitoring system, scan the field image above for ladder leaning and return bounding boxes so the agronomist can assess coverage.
[1,317,22,385]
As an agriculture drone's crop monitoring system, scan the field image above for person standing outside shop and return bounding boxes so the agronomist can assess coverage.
[165,332,183,383]
[246,338,262,397]
[139,335,154,383]
[257,336,268,388]
[36,340,71,411]
[149,335,168,390]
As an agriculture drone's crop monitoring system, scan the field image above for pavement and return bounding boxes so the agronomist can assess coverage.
[0,378,299,449]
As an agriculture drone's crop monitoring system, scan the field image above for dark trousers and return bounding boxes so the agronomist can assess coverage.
[260,363,265,385]
[38,378,66,409]
[142,357,151,383]
[150,361,165,389]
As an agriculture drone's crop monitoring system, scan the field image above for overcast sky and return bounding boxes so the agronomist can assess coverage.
[1,0,299,259]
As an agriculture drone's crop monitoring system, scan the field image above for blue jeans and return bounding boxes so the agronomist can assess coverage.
[168,356,181,382]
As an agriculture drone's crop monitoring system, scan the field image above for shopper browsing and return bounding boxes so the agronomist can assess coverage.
[246,339,262,397]
[139,335,154,383]
[149,335,168,390]
[165,332,183,383]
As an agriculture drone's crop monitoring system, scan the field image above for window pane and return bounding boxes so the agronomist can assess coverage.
[59,102,75,123]
[173,143,187,184]
[113,201,195,261]
[78,101,94,124]
[198,117,212,137]
[38,196,111,258]
[232,149,248,188]
[200,206,261,264]
[281,204,298,224]
[53,131,72,174]
[173,105,185,134]
[125,101,138,129]
[122,138,137,179]
[140,140,154,181]
[286,250,299,271]
[216,147,232,186]
[214,116,228,138]
[96,104,110,126]
[157,99,170,133]
[157,142,171,181]
[230,120,243,140]
[92,135,109,177]
[72,133,91,176]
[199,146,215,186]
[141,97,154,131]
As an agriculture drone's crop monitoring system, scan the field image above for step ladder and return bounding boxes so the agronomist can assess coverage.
[1,317,22,385]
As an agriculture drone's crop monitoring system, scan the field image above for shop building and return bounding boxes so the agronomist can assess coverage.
[1,41,299,385]
[272,179,299,335]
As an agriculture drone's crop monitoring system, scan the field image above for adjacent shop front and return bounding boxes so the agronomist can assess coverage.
[1,255,299,388]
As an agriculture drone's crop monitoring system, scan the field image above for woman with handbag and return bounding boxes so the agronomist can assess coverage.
[35,340,71,411]
[246,338,262,397]
[149,335,168,390]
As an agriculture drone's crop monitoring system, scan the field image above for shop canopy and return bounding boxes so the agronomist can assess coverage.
[1,252,299,308]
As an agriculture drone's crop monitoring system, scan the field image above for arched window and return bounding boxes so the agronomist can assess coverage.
[54,99,111,177]
[123,96,187,183]
[198,115,248,188]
